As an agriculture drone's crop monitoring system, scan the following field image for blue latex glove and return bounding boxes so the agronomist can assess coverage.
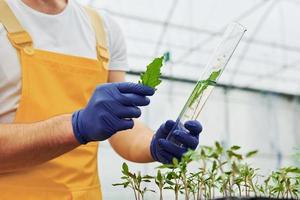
[150,120,202,164]
[72,82,154,144]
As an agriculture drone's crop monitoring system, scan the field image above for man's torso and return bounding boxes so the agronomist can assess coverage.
[0,0,128,123]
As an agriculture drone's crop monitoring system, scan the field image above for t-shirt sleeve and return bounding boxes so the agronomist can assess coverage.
[100,11,129,71]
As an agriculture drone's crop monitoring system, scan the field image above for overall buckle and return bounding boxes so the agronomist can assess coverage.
[7,31,33,51]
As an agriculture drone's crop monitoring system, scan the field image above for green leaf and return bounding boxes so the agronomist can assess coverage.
[139,56,164,88]
[137,172,142,182]
[143,175,154,179]
[112,183,126,187]
[157,170,162,182]
[128,172,136,179]
[212,160,217,172]
[124,182,130,188]
[246,150,258,158]
[232,162,240,173]
[231,145,241,150]
[227,150,243,160]
[187,69,221,107]
[166,180,175,185]
[122,162,129,175]
[156,164,175,169]
[172,157,179,166]
[215,141,223,154]
[284,166,300,174]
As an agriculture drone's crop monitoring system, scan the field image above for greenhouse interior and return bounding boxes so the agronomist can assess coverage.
[0,0,300,199]
[91,0,300,199]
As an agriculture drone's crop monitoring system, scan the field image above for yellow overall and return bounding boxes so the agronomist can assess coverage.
[0,1,109,199]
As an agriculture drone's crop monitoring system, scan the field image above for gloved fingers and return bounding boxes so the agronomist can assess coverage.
[184,120,202,137]
[165,120,176,132]
[101,115,134,134]
[117,82,155,96]
[173,130,199,150]
[115,106,142,119]
[158,139,187,160]
[157,149,176,164]
[117,118,134,131]
[156,120,176,139]
[118,93,150,106]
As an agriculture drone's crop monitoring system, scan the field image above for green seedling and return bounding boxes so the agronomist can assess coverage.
[265,167,300,199]
[154,170,166,200]
[139,56,164,89]
[114,142,300,200]
[158,154,193,200]
[239,164,259,197]
[164,169,183,200]
[186,172,199,200]
[112,163,154,200]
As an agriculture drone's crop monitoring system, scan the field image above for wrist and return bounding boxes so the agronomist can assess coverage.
[71,110,88,144]
[52,114,81,146]
[150,134,158,162]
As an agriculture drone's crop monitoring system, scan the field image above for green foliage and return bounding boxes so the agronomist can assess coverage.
[246,150,258,158]
[112,162,154,200]
[139,56,164,89]
[113,143,300,200]
[262,167,300,199]
[187,69,221,107]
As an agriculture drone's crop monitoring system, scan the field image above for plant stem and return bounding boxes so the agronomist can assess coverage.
[289,190,293,199]
[159,187,163,200]
[237,185,242,197]
[244,177,248,197]
[249,179,257,197]
[228,178,232,197]
[203,183,207,199]
[137,181,141,200]
[175,185,179,200]
[130,181,138,200]
[198,181,203,200]
[211,175,215,199]
[196,180,200,200]
[217,159,228,197]
[181,174,189,200]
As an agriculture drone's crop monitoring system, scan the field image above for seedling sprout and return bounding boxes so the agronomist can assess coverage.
[113,142,300,200]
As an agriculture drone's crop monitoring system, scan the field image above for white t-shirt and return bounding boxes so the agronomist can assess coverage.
[0,0,128,123]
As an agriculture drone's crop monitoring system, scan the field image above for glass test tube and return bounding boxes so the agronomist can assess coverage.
[167,22,247,145]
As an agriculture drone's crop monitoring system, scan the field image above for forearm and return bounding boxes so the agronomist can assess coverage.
[108,71,155,162]
[0,114,80,173]
[109,120,154,163]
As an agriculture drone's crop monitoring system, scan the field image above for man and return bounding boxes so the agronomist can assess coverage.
[0,0,202,199]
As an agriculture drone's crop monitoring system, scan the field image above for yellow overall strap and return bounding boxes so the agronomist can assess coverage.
[0,0,33,49]
[84,6,110,69]
[0,0,23,32]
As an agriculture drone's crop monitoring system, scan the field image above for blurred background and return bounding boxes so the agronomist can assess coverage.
[79,0,300,199]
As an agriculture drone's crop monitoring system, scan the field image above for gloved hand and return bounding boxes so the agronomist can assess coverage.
[150,120,202,164]
[72,82,154,144]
